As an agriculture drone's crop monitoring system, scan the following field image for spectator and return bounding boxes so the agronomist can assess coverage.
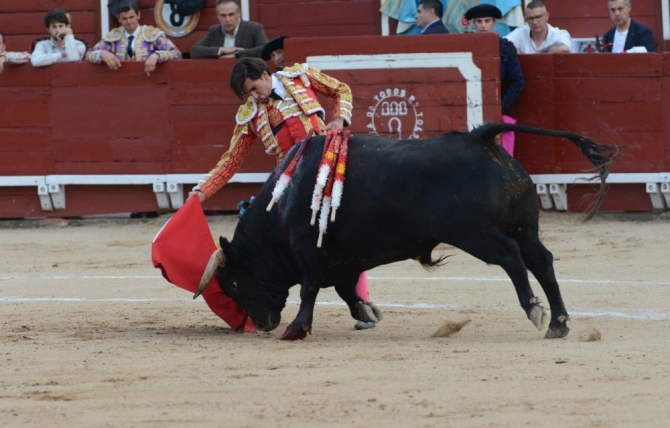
[30,9,86,67]
[465,4,524,115]
[465,4,524,157]
[86,1,181,76]
[0,31,31,73]
[603,0,656,52]
[415,0,449,34]
[261,36,286,71]
[190,0,268,59]
[505,1,571,53]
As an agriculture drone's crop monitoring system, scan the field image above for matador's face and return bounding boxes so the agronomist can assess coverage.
[242,71,273,104]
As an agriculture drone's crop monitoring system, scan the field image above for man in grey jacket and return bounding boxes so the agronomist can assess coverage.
[190,0,268,59]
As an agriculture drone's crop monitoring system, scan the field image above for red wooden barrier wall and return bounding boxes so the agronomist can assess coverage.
[0,34,500,218]
[1,33,669,217]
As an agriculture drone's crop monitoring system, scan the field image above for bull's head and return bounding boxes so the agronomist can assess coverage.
[194,237,287,332]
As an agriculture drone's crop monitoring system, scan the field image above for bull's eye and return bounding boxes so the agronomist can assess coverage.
[231,281,238,291]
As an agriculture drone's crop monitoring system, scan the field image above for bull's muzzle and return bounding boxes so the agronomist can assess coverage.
[255,311,281,332]
[193,249,226,299]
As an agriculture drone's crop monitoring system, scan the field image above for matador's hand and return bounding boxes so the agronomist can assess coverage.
[325,118,344,130]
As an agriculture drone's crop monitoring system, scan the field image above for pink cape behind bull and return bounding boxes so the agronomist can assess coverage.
[151,197,256,332]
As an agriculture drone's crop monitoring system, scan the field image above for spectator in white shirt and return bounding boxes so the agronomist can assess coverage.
[31,9,86,67]
[505,1,572,54]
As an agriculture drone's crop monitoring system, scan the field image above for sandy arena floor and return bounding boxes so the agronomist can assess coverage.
[1,211,669,427]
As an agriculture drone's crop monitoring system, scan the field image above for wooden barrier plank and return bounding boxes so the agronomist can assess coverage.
[554,102,663,133]
[167,59,232,83]
[554,77,662,103]
[51,85,170,139]
[170,144,275,173]
[0,88,51,128]
[0,66,52,87]
[0,128,51,152]
[285,34,500,59]
[171,122,231,147]
[553,53,663,78]
[53,161,170,175]
[661,70,670,170]
[517,55,554,79]
[0,190,46,218]
[554,131,665,173]
[568,183,654,212]
[170,105,239,124]
[259,2,373,27]
[513,79,554,104]
[51,62,170,87]
[0,151,54,175]
[0,11,95,35]
[0,0,94,13]
[264,24,377,38]
[52,138,171,162]
[169,83,231,105]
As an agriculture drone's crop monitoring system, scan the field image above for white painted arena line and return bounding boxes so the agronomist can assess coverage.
[0,274,668,287]
[0,297,668,321]
[2,274,668,320]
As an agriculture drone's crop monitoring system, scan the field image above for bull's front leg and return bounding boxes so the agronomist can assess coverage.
[280,284,320,340]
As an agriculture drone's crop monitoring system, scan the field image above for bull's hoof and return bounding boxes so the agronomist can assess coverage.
[280,323,310,341]
[354,321,376,330]
[528,305,547,330]
[356,301,381,323]
[545,316,570,339]
[368,302,384,322]
[545,324,570,339]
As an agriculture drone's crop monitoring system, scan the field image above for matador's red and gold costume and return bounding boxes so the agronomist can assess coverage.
[196,63,353,197]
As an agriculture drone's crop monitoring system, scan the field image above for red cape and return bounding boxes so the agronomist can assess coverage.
[151,197,255,332]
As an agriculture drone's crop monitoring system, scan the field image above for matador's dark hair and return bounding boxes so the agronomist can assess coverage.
[230,57,272,100]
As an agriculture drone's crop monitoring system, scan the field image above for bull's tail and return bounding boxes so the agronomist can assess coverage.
[472,122,621,220]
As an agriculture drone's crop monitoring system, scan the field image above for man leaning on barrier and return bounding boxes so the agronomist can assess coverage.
[190,0,268,59]
[86,0,181,76]
[505,0,572,54]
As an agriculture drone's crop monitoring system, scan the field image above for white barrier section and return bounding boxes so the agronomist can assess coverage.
[306,53,483,131]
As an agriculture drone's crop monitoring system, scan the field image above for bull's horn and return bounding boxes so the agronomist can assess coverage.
[193,249,226,299]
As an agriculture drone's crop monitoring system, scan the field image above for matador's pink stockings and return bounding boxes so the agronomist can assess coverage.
[355,272,370,302]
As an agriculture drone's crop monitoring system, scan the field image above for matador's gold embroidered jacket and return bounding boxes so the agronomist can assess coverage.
[196,63,353,198]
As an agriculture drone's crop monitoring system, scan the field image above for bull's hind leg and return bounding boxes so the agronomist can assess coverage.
[511,229,570,339]
[449,230,548,334]
[334,274,383,325]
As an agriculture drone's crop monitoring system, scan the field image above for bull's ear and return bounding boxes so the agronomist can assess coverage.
[219,236,232,257]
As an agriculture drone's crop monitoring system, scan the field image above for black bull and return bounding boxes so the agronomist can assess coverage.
[196,123,618,340]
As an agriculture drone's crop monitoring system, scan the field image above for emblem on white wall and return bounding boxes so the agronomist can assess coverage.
[154,0,200,37]
[366,88,423,139]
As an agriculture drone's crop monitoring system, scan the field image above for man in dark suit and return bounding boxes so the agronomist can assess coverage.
[415,0,449,34]
[190,0,268,59]
[603,0,656,52]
